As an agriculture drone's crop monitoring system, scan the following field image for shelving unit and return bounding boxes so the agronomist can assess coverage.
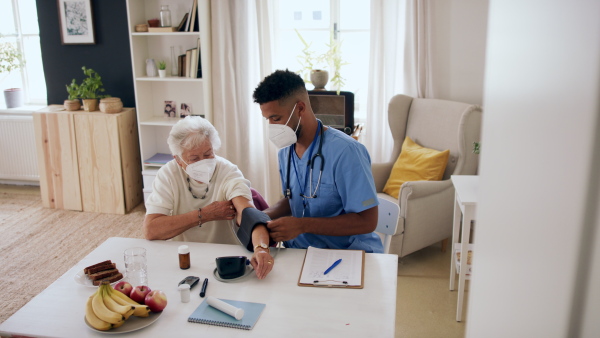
[125,0,212,198]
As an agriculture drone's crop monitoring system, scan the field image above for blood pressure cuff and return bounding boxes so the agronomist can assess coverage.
[236,208,271,251]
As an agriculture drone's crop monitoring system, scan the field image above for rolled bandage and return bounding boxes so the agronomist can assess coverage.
[206,296,245,320]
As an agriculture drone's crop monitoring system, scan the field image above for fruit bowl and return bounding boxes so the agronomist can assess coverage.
[84,311,162,334]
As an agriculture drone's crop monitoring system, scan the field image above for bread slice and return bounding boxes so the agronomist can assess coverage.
[87,263,116,275]
[93,272,123,286]
[88,268,119,281]
[84,260,112,274]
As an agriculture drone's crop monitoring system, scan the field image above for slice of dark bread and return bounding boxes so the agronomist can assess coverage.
[93,272,123,286]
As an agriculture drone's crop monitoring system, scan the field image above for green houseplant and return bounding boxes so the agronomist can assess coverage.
[0,38,25,108]
[157,60,167,78]
[295,29,348,94]
[70,66,109,111]
[64,79,81,111]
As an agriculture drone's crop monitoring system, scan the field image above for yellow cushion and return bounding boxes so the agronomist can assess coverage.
[382,137,450,199]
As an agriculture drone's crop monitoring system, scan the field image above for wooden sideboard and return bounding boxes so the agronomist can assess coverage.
[33,106,143,214]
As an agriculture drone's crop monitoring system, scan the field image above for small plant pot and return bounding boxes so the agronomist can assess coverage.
[310,70,329,91]
[158,69,167,78]
[99,97,123,114]
[82,98,99,112]
[4,88,23,108]
[64,99,81,111]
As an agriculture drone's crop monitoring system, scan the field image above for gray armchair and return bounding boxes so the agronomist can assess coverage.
[372,94,482,258]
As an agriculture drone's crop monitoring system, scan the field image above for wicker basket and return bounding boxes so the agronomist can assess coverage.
[99,97,123,114]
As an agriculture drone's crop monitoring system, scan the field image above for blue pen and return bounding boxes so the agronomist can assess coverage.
[324,259,342,275]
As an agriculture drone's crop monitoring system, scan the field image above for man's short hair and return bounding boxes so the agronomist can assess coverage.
[253,69,306,104]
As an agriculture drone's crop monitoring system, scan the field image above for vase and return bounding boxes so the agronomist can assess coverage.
[310,70,329,91]
[64,99,81,111]
[82,99,99,112]
[99,97,123,114]
[4,88,23,108]
[170,46,178,76]
[158,69,167,78]
[146,59,158,77]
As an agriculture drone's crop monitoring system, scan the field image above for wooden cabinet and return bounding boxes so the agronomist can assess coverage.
[33,106,143,214]
[125,0,213,198]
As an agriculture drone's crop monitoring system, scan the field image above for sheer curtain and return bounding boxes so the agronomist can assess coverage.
[364,0,433,163]
[210,0,281,204]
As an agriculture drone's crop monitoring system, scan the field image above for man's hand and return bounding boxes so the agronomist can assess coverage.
[201,200,236,222]
[266,216,304,242]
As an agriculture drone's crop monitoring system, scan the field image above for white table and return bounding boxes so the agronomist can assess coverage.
[449,175,478,322]
[0,237,398,337]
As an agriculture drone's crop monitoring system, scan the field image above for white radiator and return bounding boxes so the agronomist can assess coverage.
[0,115,39,182]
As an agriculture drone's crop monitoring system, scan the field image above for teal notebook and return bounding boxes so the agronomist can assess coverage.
[188,298,266,330]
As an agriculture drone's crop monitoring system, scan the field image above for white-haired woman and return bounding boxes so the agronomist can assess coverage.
[143,116,273,279]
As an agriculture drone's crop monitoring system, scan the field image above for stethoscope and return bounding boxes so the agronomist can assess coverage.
[285,121,325,200]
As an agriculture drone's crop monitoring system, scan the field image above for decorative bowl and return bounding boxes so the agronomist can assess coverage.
[99,97,123,114]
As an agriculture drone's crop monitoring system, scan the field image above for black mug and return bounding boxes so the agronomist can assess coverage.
[215,256,247,279]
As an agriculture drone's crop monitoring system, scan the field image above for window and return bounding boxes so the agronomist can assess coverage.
[273,0,370,120]
[0,0,47,108]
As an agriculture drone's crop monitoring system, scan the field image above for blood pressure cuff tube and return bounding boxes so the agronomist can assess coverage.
[236,208,272,251]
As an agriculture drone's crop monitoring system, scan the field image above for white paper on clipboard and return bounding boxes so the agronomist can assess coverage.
[298,246,363,286]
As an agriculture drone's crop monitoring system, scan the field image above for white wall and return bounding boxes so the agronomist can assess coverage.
[430,0,489,105]
[467,1,600,337]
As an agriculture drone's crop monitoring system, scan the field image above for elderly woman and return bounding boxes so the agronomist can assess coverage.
[143,116,273,279]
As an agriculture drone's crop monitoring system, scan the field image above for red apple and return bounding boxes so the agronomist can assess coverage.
[145,290,168,312]
[113,281,133,297]
[130,285,151,304]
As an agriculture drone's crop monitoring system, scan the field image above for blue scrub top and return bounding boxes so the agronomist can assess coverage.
[278,125,383,253]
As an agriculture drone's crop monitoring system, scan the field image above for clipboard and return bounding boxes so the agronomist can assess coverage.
[297,246,365,289]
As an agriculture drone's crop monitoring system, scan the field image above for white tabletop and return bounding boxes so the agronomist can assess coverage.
[451,175,479,206]
[0,237,398,337]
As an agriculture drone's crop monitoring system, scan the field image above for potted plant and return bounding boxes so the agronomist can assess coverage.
[64,79,81,111]
[71,66,109,111]
[0,39,25,108]
[295,29,348,94]
[157,60,167,78]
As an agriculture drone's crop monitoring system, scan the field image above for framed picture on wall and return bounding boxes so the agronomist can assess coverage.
[57,0,96,45]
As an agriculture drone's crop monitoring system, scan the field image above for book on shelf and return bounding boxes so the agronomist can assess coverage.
[144,153,172,166]
[188,0,198,32]
[177,13,189,32]
[185,48,195,77]
[178,54,186,77]
[148,27,177,33]
[195,38,202,78]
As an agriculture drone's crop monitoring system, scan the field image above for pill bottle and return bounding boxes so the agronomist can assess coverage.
[178,245,190,269]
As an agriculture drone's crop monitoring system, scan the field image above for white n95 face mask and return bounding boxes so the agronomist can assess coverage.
[181,157,217,183]
[268,103,301,149]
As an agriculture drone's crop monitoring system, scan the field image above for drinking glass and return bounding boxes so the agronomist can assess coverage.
[124,247,148,287]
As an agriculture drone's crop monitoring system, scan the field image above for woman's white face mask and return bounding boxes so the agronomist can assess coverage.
[180,157,217,183]
[268,103,301,149]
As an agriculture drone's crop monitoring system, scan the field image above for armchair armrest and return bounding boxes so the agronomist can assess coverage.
[398,180,454,217]
[372,162,394,192]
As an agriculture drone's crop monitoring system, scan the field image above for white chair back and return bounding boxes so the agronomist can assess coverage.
[376,198,400,254]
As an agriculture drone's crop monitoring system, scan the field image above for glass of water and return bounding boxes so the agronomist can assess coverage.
[124,247,148,287]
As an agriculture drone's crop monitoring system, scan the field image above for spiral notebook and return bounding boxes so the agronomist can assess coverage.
[188,298,266,330]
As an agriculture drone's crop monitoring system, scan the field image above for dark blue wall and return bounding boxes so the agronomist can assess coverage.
[36,0,135,108]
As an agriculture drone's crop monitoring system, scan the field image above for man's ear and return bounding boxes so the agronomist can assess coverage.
[296,100,307,117]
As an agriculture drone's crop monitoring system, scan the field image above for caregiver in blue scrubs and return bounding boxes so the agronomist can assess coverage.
[253,70,383,253]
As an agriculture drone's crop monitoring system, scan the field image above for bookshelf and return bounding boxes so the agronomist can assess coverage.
[125,0,212,199]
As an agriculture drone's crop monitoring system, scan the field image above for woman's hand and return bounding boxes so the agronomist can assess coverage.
[250,249,274,279]
[201,200,236,222]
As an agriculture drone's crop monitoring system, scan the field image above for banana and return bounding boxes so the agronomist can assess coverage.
[109,287,150,317]
[85,295,112,331]
[91,287,125,324]
[102,285,135,319]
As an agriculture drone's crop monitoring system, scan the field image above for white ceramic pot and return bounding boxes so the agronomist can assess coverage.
[158,69,167,78]
[310,70,329,91]
[4,88,23,108]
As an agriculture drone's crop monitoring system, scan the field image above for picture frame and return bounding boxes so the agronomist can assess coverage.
[57,0,96,45]
[164,101,176,118]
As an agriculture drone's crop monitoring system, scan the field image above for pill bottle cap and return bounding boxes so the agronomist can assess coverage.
[178,245,189,254]
[178,284,191,291]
